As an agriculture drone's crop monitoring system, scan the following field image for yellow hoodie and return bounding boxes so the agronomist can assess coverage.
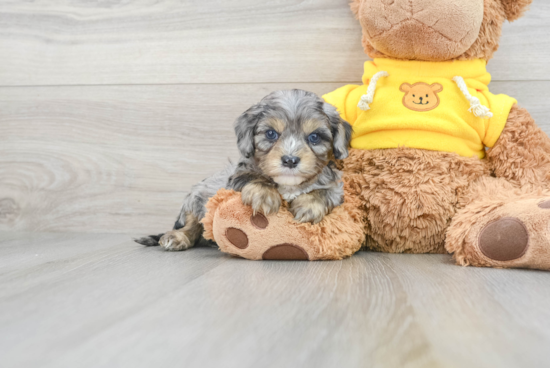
[323,59,517,158]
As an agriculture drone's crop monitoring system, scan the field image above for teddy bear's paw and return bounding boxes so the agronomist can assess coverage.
[478,217,529,262]
[222,212,310,260]
[203,190,365,261]
[454,197,550,270]
[261,244,309,260]
[159,230,193,251]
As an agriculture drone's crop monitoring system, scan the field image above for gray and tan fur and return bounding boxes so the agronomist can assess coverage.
[135,89,352,251]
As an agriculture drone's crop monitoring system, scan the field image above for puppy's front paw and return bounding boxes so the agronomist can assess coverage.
[159,230,192,251]
[290,194,328,224]
[241,182,282,216]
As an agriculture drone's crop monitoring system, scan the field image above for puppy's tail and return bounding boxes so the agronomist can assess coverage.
[134,233,164,247]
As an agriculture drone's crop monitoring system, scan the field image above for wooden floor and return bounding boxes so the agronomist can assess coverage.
[2,232,550,368]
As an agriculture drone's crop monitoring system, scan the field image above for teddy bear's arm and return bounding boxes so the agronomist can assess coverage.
[487,105,550,187]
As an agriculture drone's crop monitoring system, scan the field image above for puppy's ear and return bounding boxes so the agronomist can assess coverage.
[323,103,352,160]
[234,103,265,159]
[500,0,532,22]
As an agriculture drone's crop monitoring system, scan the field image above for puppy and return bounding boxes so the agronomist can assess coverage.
[135,89,352,251]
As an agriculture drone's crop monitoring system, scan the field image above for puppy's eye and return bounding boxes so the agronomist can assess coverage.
[412,94,415,97]
[426,94,429,98]
[265,130,279,140]
[308,133,321,145]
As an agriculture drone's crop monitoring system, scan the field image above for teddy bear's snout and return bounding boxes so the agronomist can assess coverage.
[360,0,484,60]
[413,96,429,105]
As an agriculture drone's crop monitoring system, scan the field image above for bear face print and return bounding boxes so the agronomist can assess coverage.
[400,82,443,112]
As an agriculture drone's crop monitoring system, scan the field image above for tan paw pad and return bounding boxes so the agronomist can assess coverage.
[225,228,249,249]
[262,244,309,260]
[479,217,529,261]
[250,213,269,229]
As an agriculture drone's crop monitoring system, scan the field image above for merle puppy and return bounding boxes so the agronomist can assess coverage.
[136,89,352,251]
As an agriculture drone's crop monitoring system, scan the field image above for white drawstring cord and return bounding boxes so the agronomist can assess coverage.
[452,76,493,119]
[358,71,389,111]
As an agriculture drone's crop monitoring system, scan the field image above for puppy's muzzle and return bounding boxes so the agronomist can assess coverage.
[281,155,301,169]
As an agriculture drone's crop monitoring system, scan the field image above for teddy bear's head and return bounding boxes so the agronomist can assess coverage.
[351,0,532,61]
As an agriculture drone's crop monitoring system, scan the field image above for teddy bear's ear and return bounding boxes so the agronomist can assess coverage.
[500,0,532,22]
[350,0,361,18]
[430,83,443,93]
[400,83,412,93]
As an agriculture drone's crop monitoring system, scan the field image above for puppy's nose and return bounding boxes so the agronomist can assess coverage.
[281,155,300,168]
[419,96,423,101]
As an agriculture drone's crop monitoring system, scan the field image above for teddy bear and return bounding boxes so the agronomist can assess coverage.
[202,0,550,270]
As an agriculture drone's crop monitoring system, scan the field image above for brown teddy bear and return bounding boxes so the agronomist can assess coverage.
[202,0,550,270]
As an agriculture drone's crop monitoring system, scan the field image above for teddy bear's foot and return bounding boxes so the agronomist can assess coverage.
[201,189,365,261]
[447,197,550,270]
[225,220,310,260]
